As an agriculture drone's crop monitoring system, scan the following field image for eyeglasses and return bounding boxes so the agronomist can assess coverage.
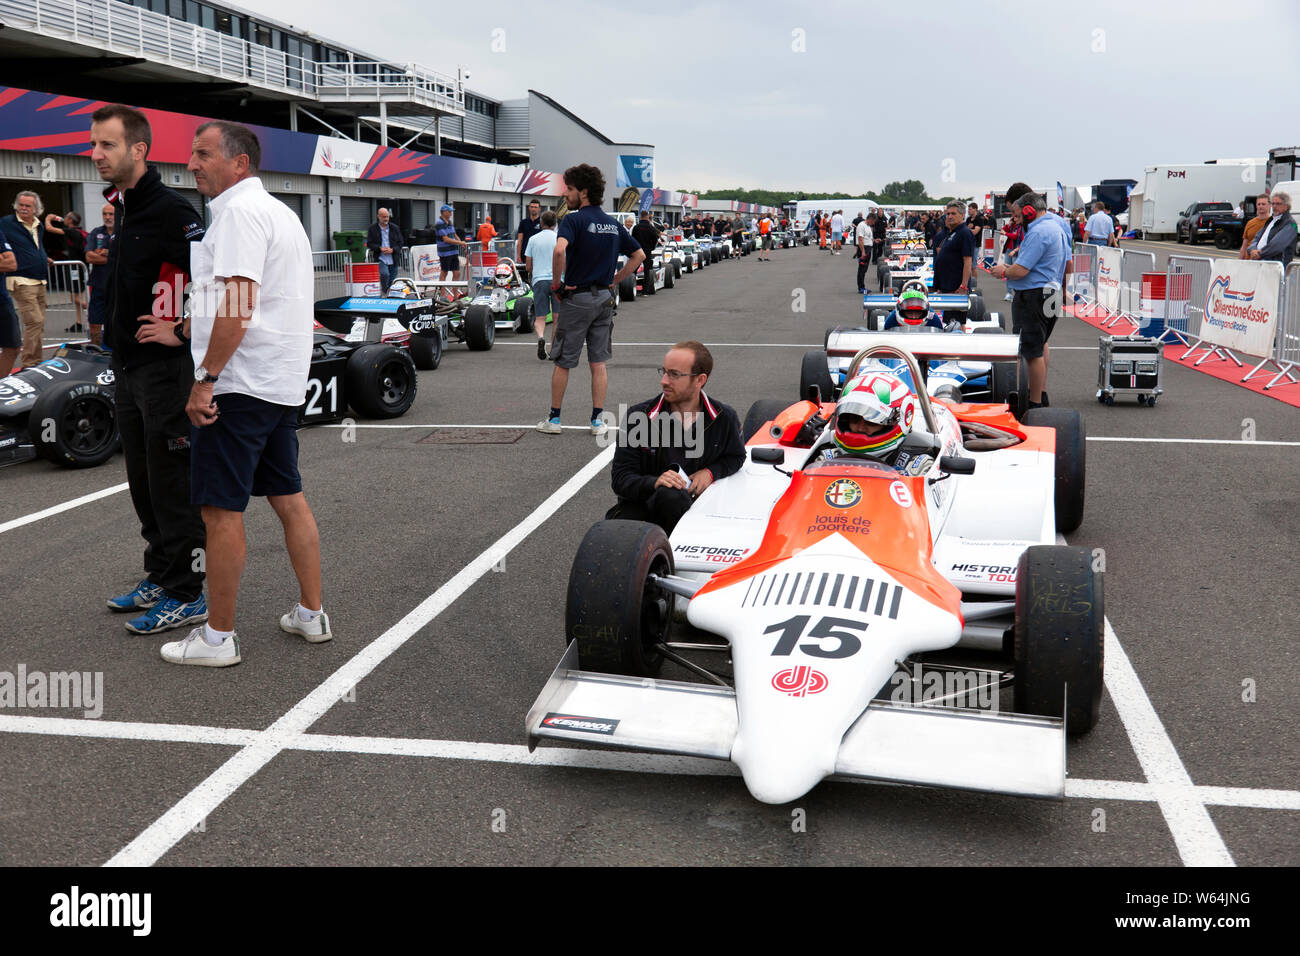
[658,367,697,380]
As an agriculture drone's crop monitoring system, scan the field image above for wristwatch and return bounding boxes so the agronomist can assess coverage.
[174,321,189,345]
[194,366,218,384]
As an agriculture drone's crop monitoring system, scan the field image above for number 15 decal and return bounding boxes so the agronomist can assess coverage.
[763,614,867,659]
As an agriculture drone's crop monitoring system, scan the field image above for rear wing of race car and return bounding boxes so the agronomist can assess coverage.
[826,330,1022,362]
[526,643,1065,798]
[314,295,440,342]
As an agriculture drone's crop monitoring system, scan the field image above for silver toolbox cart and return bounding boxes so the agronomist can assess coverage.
[1097,335,1164,406]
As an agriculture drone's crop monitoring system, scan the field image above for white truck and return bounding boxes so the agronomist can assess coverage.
[1138,161,1265,239]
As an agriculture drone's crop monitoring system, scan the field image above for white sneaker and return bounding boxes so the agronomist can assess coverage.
[160,627,241,667]
[536,417,563,435]
[590,417,609,437]
[280,606,333,643]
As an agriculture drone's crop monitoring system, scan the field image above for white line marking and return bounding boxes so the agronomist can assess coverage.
[320,423,595,431]
[103,443,617,867]
[0,482,129,535]
[495,341,821,348]
[1087,437,1300,447]
[4,714,1296,810]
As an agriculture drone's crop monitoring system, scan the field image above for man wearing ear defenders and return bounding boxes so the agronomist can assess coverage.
[989,190,1070,410]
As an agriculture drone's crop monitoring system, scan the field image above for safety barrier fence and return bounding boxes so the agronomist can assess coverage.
[1068,242,1098,311]
[41,261,90,320]
[1257,262,1300,389]
[311,250,350,301]
[1157,255,1211,348]
[1100,248,1157,332]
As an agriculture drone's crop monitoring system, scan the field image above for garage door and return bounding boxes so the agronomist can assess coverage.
[176,188,206,223]
[341,197,371,231]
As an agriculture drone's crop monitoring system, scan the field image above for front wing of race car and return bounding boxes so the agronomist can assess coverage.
[527,641,1065,798]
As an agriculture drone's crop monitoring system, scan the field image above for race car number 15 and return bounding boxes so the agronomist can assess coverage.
[304,376,338,416]
[764,614,866,659]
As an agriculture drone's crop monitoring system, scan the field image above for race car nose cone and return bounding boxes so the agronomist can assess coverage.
[732,733,836,804]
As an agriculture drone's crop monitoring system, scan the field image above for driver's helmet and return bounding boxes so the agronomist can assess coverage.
[897,284,930,326]
[386,277,419,299]
[492,262,512,288]
[832,371,918,462]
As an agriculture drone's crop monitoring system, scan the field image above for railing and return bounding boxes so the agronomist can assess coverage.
[0,0,462,111]
[311,250,349,301]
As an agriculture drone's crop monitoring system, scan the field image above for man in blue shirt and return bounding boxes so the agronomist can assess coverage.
[991,191,1069,409]
[434,204,467,281]
[538,163,644,436]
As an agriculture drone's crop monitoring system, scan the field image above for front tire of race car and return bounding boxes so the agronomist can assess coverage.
[673,260,682,280]
[30,381,119,468]
[664,265,675,290]
[409,331,442,370]
[618,275,637,302]
[800,350,836,404]
[463,304,495,351]
[966,294,988,325]
[1023,407,1086,533]
[344,344,417,419]
[1012,545,1104,736]
[566,520,673,676]
[743,398,794,442]
[514,297,535,334]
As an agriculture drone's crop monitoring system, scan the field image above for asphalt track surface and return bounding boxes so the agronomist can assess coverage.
[2,239,1297,867]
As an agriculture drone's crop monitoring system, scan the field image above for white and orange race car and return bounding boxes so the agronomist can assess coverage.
[528,337,1099,804]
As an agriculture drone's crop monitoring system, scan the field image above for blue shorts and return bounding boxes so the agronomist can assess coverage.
[532,279,555,318]
[0,296,19,349]
[191,392,303,512]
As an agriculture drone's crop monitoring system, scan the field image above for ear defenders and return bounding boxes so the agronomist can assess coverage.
[1021,202,1037,222]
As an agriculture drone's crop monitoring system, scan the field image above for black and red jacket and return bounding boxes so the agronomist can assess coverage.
[104,166,206,369]
[611,392,746,505]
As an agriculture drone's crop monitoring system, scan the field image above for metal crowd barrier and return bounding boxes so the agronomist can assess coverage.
[1069,242,1098,313]
[44,260,90,314]
[1242,262,1298,389]
[492,238,517,261]
[1153,255,1211,348]
[1101,248,1157,331]
[311,250,350,301]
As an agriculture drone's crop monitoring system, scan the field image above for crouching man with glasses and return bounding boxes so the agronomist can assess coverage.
[607,341,745,534]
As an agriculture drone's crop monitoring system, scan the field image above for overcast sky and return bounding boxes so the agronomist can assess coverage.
[257,0,1300,199]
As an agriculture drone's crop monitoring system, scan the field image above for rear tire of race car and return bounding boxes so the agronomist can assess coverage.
[345,343,418,419]
[800,350,835,404]
[966,294,988,325]
[408,330,442,371]
[30,381,119,468]
[1023,407,1086,534]
[619,275,637,302]
[1013,545,1104,736]
[463,304,495,351]
[566,520,673,677]
[743,398,793,443]
[514,298,535,334]
[664,266,675,290]
[673,261,682,280]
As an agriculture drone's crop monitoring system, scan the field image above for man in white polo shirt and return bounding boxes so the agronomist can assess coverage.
[159,120,326,667]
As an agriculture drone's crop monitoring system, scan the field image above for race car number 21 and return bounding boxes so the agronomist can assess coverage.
[304,376,338,417]
[763,614,866,659]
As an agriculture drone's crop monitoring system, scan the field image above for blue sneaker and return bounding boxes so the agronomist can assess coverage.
[107,578,164,613]
[125,594,208,635]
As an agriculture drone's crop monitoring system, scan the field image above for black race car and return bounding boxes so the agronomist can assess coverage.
[1,300,437,468]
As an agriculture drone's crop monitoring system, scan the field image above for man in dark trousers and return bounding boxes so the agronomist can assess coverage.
[930,201,974,294]
[538,163,643,436]
[91,103,209,635]
[515,198,542,276]
[609,341,745,534]
[631,211,661,295]
[365,208,404,293]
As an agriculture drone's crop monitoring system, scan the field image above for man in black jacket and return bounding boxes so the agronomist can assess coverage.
[92,103,209,635]
[631,211,661,295]
[365,208,404,293]
[608,341,745,534]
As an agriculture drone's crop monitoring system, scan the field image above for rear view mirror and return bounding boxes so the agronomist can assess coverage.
[938,456,975,475]
[751,447,783,464]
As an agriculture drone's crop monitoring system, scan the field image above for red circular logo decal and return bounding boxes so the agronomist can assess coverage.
[771,666,829,697]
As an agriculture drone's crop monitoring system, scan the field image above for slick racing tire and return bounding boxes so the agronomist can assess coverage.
[1012,545,1104,736]
[408,329,443,370]
[30,380,119,468]
[345,343,417,419]
[618,275,637,302]
[966,294,988,326]
[684,255,694,274]
[664,265,675,290]
[1023,407,1086,533]
[673,261,682,280]
[800,349,836,404]
[566,520,674,676]
[743,398,793,443]
[463,303,496,351]
[514,297,535,334]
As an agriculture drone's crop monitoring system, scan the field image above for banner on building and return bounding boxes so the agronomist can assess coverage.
[616,154,654,189]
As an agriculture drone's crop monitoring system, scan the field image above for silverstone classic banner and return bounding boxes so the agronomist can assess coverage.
[0,85,558,193]
[1095,246,1123,314]
[1200,258,1283,357]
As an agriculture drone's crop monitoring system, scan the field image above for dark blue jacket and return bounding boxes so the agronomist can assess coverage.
[0,214,48,281]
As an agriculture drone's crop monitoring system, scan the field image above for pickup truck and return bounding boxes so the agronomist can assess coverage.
[1176,201,1236,245]
[1211,196,1265,249]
